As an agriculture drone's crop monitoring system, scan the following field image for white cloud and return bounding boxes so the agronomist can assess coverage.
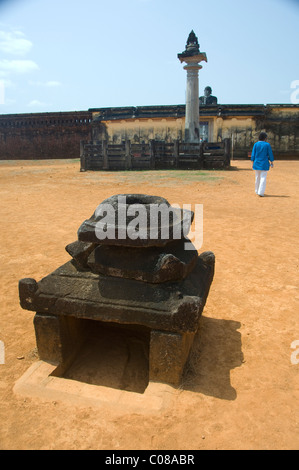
[0,77,14,88]
[0,59,39,75]
[45,80,61,87]
[27,99,48,107]
[29,80,62,87]
[0,30,32,56]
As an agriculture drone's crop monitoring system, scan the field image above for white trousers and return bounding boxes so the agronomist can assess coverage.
[255,170,268,196]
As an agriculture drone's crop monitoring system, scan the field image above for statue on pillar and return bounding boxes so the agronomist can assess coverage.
[178,30,206,60]
[199,86,218,105]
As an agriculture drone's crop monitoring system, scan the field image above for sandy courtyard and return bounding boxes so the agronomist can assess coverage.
[0,158,298,450]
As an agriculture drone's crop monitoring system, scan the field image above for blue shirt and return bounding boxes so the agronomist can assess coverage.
[251,141,274,171]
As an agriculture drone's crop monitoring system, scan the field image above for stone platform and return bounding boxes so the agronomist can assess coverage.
[19,194,215,387]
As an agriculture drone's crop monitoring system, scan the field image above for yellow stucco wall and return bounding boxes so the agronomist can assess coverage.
[91,112,257,144]
[91,116,184,143]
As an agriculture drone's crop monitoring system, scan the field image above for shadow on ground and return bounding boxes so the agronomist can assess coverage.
[181,316,243,400]
[229,165,252,171]
[264,194,290,198]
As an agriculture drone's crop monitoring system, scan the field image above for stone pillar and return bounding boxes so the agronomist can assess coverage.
[178,30,207,143]
[184,63,201,142]
[80,140,86,172]
[33,312,86,375]
[33,313,63,365]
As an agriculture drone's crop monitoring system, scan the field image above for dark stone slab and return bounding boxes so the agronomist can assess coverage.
[77,194,194,247]
[19,251,215,335]
[87,240,198,283]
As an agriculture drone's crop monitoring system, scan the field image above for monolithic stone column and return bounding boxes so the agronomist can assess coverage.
[184,63,201,142]
[178,30,207,143]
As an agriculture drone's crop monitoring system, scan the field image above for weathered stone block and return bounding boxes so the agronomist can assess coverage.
[33,313,63,365]
[87,240,198,283]
[149,330,195,385]
[65,240,95,268]
[77,194,194,247]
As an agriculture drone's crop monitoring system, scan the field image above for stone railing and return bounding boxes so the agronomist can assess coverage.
[80,139,231,171]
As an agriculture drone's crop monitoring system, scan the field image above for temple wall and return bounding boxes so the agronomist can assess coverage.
[0,111,92,160]
[0,105,298,160]
[91,117,185,144]
[264,106,299,157]
[212,116,256,158]
[91,105,299,159]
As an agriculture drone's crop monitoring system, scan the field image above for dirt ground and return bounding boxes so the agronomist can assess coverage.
[0,158,298,450]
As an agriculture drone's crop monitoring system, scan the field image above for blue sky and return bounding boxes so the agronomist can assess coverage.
[0,0,298,114]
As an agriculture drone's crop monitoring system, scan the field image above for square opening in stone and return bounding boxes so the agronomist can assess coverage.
[53,319,150,394]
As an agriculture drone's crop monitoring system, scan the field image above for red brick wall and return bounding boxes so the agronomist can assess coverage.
[0,111,92,160]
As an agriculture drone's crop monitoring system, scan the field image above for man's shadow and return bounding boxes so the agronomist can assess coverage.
[264,194,290,198]
[181,316,243,400]
[229,165,252,171]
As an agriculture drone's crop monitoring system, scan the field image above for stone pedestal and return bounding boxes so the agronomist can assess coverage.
[19,194,215,387]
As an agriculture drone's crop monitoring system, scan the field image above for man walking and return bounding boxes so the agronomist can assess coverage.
[251,132,274,197]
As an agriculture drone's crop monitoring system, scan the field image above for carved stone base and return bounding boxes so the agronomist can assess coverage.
[19,195,215,388]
